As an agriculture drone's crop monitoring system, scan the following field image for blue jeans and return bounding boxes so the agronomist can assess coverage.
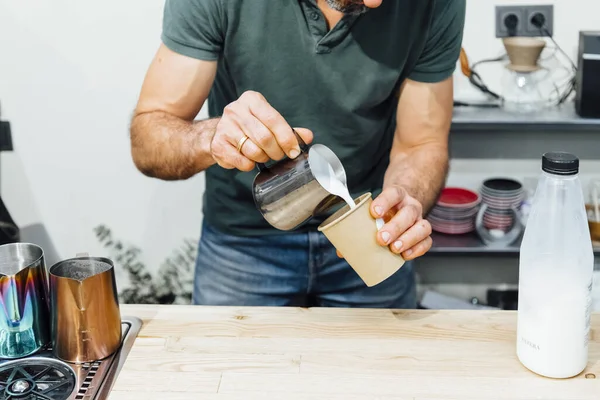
[193,221,416,308]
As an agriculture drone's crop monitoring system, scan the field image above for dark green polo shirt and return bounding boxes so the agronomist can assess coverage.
[161,0,465,236]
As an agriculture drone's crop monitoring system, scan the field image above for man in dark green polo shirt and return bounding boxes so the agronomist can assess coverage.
[130,0,466,308]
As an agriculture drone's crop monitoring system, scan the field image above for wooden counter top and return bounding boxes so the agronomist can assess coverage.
[109,304,600,399]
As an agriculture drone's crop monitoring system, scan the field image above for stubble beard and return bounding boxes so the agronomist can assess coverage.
[324,0,369,15]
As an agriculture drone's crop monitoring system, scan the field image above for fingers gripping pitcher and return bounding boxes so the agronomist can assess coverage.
[517,152,595,378]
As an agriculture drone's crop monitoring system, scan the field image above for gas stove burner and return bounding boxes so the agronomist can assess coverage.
[0,359,76,400]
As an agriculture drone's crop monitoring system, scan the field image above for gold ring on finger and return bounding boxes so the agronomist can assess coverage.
[236,135,249,153]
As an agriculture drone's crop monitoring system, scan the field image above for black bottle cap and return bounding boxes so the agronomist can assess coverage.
[542,152,579,175]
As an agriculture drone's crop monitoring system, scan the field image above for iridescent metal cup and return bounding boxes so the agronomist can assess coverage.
[0,243,51,358]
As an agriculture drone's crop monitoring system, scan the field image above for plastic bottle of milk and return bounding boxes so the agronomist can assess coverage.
[517,152,594,378]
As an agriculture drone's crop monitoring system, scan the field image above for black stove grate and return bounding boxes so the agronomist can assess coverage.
[0,359,76,400]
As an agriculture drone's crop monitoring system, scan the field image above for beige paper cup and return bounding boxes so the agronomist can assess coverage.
[318,192,405,287]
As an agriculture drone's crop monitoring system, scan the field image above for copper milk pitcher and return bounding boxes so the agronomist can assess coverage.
[48,254,122,363]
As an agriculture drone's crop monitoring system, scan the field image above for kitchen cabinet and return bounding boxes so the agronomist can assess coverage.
[109,304,600,399]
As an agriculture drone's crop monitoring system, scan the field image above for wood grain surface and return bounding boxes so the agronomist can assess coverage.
[108,305,600,400]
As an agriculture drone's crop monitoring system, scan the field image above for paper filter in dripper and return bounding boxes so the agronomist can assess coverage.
[502,37,546,72]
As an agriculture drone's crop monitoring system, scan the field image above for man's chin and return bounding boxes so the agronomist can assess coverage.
[325,0,369,15]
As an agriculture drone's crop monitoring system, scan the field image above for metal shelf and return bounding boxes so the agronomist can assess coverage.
[429,231,600,256]
[451,102,600,133]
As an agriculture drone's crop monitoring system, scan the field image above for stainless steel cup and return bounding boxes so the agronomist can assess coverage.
[49,255,122,363]
[252,130,346,231]
[0,243,51,358]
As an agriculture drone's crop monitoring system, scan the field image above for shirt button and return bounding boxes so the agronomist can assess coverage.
[311,12,320,20]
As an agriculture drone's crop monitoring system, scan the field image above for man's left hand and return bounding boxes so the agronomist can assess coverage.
[369,186,433,260]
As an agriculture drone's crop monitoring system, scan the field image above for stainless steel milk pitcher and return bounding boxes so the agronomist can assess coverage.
[49,255,122,363]
[0,243,51,359]
[252,130,347,231]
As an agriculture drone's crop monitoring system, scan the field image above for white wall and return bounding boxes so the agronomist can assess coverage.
[1,0,599,303]
[0,0,204,300]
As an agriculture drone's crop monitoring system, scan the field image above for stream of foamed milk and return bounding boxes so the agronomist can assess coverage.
[311,151,356,210]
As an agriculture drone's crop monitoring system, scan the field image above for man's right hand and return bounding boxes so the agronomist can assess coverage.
[210,91,314,171]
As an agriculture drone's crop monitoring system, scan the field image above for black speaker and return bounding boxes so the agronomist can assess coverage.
[575,31,600,118]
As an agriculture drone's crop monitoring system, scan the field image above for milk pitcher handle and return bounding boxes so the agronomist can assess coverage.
[256,129,309,172]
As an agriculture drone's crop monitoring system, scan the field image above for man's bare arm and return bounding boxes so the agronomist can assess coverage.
[366,77,452,259]
[384,77,453,214]
[131,44,314,179]
[130,44,219,180]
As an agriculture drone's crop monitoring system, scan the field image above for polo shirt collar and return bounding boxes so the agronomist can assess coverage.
[298,0,363,53]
